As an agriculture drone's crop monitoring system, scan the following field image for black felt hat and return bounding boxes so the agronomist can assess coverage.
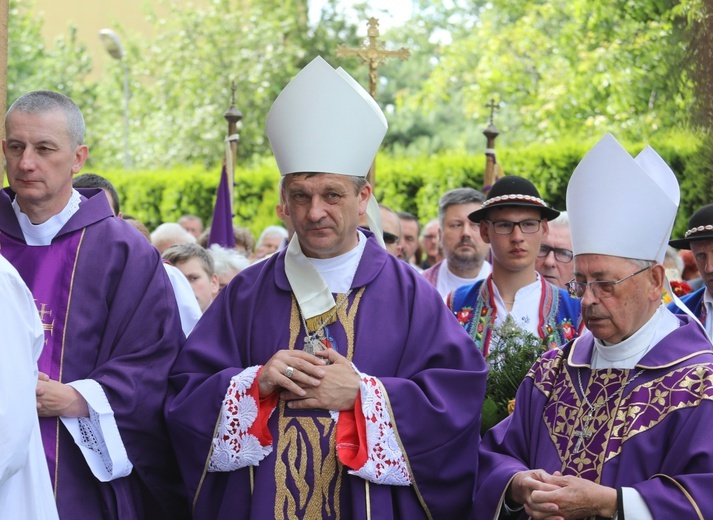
[468,176,560,223]
[669,204,713,250]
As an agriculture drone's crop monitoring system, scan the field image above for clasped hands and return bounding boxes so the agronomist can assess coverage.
[507,469,617,520]
[258,348,360,411]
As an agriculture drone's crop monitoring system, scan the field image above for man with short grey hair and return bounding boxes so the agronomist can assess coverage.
[422,187,491,298]
[0,90,189,517]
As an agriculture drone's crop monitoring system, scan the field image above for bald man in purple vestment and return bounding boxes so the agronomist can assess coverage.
[165,56,488,519]
[476,135,713,519]
[0,90,190,518]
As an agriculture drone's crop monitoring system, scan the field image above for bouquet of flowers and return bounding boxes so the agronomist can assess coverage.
[481,316,547,434]
[662,280,692,304]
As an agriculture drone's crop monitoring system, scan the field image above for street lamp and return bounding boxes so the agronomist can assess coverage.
[99,29,131,168]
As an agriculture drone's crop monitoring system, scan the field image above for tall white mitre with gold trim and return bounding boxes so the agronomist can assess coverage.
[566,133,679,263]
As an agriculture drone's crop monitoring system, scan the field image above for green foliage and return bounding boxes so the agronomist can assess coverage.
[387,0,698,152]
[98,129,705,239]
[86,0,364,169]
[102,159,283,237]
[6,0,709,226]
[481,316,547,434]
[8,1,98,163]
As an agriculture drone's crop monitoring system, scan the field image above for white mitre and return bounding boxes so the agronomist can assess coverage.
[566,133,679,263]
[265,56,388,323]
[266,55,387,178]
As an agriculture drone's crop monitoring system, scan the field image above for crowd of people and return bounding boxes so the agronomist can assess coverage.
[2,56,712,519]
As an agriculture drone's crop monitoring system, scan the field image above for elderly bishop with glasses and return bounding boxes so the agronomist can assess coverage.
[475,134,713,520]
[448,175,583,356]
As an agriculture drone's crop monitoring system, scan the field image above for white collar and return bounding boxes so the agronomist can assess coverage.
[491,273,542,335]
[12,189,82,246]
[307,231,366,294]
[592,305,678,369]
[284,229,366,319]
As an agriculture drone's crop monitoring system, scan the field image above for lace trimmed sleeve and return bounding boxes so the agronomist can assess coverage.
[208,365,277,472]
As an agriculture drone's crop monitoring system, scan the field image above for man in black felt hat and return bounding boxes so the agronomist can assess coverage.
[447,175,583,356]
[668,203,713,338]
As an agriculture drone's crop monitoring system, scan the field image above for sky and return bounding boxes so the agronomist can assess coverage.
[308,0,414,32]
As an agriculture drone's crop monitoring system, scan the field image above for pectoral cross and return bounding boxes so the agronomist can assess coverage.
[573,409,594,453]
[303,334,326,355]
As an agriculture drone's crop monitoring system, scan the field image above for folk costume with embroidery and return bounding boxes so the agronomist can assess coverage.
[448,274,581,355]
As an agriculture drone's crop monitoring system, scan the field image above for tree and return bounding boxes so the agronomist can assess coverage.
[386,0,696,150]
[86,0,363,169]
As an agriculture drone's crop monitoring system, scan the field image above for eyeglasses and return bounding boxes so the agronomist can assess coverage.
[383,232,400,245]
[362,225,399,245]
[538,244,574,263]
[422,234,438,241]
[484,219,542,235]
[565,266,651,299]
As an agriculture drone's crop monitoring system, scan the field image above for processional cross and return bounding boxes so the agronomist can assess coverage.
[336,17,410,186]
[486,98,500,125]
[336,17,411,99]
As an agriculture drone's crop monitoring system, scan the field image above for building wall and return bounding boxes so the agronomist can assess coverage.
[33,0,209,77]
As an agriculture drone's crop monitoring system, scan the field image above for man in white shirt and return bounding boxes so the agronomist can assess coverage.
[422,187,492,298]
[448,176,582,355]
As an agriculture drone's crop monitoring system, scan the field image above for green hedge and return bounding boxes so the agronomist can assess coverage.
[101,130,706,240]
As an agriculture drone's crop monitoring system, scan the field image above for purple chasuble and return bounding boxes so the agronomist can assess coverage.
[166,232,488,519]
[476,315,713,519]
[0,229,82,486]
[0,188,190,519]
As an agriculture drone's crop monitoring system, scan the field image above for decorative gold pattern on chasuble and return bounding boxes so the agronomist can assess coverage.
[534,357,713,483]
[274,290,364,519]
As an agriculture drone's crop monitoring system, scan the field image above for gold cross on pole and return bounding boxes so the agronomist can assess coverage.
[486,98,500,125]
[336,17,411,99]
[336,17,410,187]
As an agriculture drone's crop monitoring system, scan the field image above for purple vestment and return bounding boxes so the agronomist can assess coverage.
[476,314,713,519]
[166,234,488,519]
[0,188,190,519]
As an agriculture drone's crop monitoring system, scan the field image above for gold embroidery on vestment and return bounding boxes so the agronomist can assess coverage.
[534,360,713,482]
[273,290,364,519]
